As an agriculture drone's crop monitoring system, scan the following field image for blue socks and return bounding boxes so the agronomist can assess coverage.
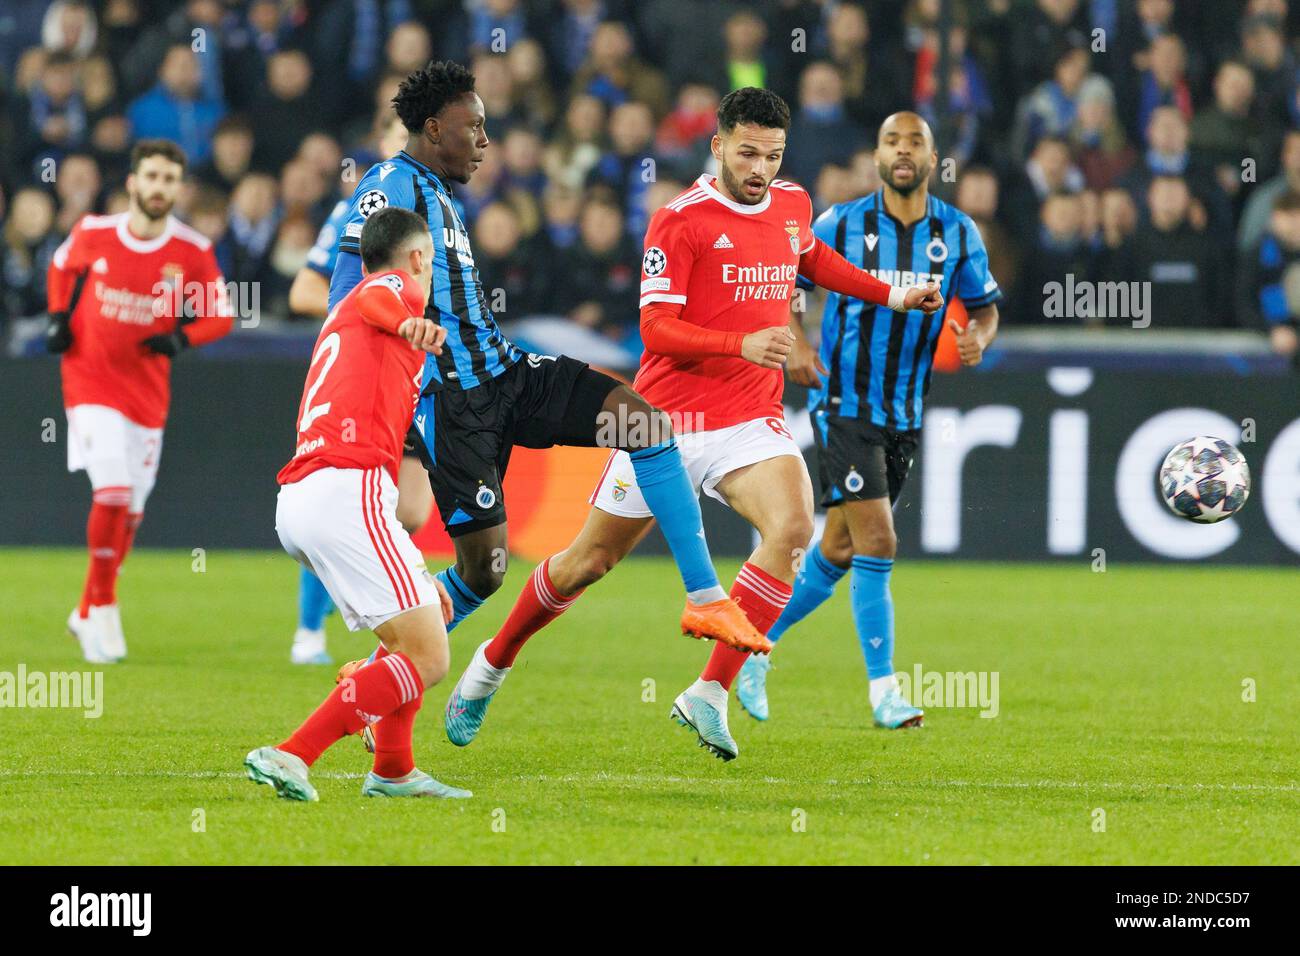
[850,556,895,679]
[298,567,334,631]
[768,543,847,642]
[436,566,485,634]
[628,439,722,599]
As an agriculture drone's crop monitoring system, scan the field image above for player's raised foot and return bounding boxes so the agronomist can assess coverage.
[335,658,376,752]
[873,686,924,729]
[735,653,772,722]
[681,597,773,654]
[361,769,472,799]
[67,608,114,664]
[244,746,318,802]
[670,680,738,761]
[444,640,510,747]
[290,627,332,665]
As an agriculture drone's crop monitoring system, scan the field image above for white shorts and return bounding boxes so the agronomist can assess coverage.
[66,404,163,513]
[276,466,439,632]
[590,415,803,518]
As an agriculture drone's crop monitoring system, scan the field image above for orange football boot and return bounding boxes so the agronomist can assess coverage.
[680,598,773,654]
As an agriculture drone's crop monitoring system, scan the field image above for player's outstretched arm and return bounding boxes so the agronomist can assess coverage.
[356,282,445,355]
[948,303,999,367]
[799,236,943,314]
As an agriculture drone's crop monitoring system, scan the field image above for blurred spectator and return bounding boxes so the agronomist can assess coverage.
[1012,44,1094,160]
[507,38,558,129]
[53,152,102,232]
[1010,0,1089,90]
[588,101,659,239]
[1120,175,1227,328]
[456,145,506,222]
[1135,33,1192,138]
[1249,191,1300,359]
[121,0,227,103]
[468,0,531,56]
[307,0,413,113]
[1015,191,1095,324]
[1190,60,1281,209]
[127,44,226,164]
[222,0,304,112]
[41,0,96,59]
[785,62,869,189]
[265,214,318,316]
[500,127,548,199]
[1,187,60,330]
[655,83,719,169]
[473,201,552,320]
[814,165,854,211]
[544,93,606,191]
[1120,106,1230,233]
[545,0,607,85]
[541,184,583,250]
[1238,129,1300,253]
[472,52,526,130]
[1006,135,1083,229]
[16,50,87,171]
[1071,76,1136,190]
[226,172,279,286]
[714,9,769,95]
[195,116,255,193]
[1240,14,1293,129]
[554,195,639,341]
[1095,186,1139,277]
[915,23,991,167]
[279,158,329,222]
[832,4,908,133]
[570,21,669,119]
[0,1,52,76]
[956,165,1020,306]
[250,50,319,171]
[187,184,234,275]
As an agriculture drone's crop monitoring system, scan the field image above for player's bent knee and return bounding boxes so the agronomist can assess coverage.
[572,545,621,588]
[455,562,505,600]
[858,528,897,559]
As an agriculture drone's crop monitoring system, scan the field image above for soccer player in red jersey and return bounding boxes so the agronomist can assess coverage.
[245,206,469,801]
[47,140,234,664]
[439,88,942,760]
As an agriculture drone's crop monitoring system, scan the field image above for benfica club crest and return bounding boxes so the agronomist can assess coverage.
[785,223,801,255]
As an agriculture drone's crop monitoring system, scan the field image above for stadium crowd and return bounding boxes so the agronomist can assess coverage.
[1,0,1298,361]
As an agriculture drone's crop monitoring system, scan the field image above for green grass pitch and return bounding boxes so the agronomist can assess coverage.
[0,548,1295,865]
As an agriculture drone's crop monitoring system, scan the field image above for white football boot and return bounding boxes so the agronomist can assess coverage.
[91,604,127,661]
[67,608,115,664]
[290,627,332,665]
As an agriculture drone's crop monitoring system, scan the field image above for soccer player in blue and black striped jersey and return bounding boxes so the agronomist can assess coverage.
[324,61,769,684]
[736,112,1002,729]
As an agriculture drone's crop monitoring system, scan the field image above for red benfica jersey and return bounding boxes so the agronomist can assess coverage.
[49,213,233,428]
[634,174,814,432]
[278,270,429,486]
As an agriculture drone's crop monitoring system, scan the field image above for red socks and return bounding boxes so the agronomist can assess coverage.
[280,651,423,767]
[484,557,583,669]
[701,562,792,690]
[78,488,131,617]
[372,694,423,779]
[116,511,142,575]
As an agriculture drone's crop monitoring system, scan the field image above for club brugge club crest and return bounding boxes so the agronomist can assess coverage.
[926,236,948,263]
[476,486,496,509]
[845,467,864,493]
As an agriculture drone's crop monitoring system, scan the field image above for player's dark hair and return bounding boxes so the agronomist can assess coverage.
[392,60,477,132]
[360,207,429,272]
[130,139,187,173]
[717,87,791,134]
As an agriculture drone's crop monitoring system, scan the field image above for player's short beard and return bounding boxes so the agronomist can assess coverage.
[719,162,768,205]
[879,160,932,196]
[132,192,173,222]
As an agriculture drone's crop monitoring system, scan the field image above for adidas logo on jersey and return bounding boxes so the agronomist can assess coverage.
[713,233,734,249]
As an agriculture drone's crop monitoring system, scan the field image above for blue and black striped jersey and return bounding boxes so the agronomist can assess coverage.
[328,150,521,391]
[803,190,1001,431]
[305,199,348,278]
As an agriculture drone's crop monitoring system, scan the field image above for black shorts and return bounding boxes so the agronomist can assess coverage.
[411,354,619,537]
[811,403,919,508]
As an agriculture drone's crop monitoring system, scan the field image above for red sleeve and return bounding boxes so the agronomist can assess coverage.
[47,221,89,312]
[181,246,234,347]
[355,271,421,334]
[798,236,895,308]
[639,207,695,310]
[640,301,745,359]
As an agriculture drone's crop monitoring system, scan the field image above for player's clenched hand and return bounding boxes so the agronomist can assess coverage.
[398,317,446,354]
[433,575,454,626]
[904,282,944,313]
[741,326,795,369]
[948,317,987,366]
[786,336,828,387]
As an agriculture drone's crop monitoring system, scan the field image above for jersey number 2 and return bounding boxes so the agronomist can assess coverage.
[299,331,340,433]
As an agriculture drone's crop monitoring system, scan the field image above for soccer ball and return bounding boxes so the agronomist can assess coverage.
[1158,436,1251,523]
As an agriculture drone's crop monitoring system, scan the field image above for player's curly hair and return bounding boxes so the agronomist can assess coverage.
[717,87,791,134]
[392,60,477,132]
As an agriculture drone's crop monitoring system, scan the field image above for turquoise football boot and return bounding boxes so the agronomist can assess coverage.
[444,674,496,747]
[735,653,771,721]
[873,686,924,729]
[361,769,472,799]
[670,686,738,761]
[244,746,318,802]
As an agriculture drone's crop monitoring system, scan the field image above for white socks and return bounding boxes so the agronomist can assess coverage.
[869,673,898,710]
[459,640,510,700]
[687,585,728,604]
[686,678,728,710]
